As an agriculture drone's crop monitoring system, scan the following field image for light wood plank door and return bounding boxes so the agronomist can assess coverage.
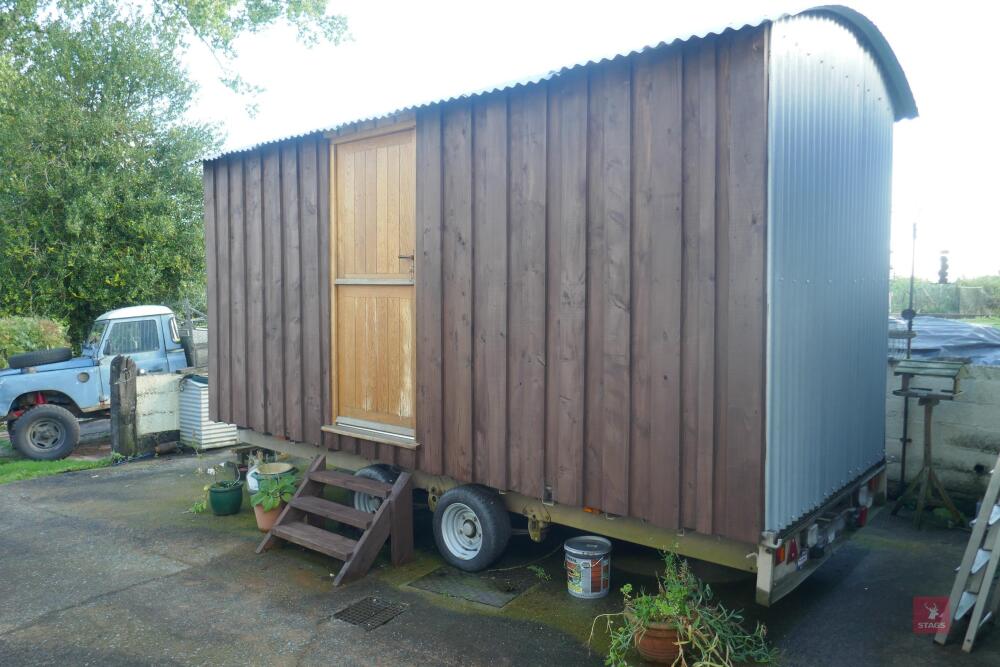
[333,129,416,434]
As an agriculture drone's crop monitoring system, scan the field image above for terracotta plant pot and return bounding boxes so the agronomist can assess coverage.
[253,503,284,532]
[627,612,681,665]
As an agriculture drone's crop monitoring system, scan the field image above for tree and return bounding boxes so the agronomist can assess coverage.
[0,1,347,339]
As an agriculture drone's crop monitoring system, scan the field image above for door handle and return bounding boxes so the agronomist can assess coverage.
[398,254,415,261]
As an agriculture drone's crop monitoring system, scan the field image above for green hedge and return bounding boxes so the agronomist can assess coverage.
[0,317,70,369]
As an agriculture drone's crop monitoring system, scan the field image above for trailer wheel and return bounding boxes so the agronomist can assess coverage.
[11,404,79,460]
[352,464,399,513]
[433,485,511,571]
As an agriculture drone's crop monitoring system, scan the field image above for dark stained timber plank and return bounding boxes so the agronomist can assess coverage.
[415,108,444,476]
[549,73,587,507]
[245,153,266,433]
[681,39,718,534]
[215,161,231,422]
[584,68,606,509]
[272,521,357,560]
[441,105,474,483]
[507,87,547,499]
[281,143,304,441]
[203,166,219,422]
[290,496,373,529]
[642,49,684,528]
[719,30,768,543]
[262,147,285,436]
[593,59,631,518]
[318,137,335,452]
[472,96,509,490]
[309,469,393,497]
[300,139,323,446]
[712,38,733,538]
[228,158,247,427]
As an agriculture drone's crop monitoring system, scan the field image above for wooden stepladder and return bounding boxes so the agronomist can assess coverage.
[935,450,1000,652]
[257,456,413,586]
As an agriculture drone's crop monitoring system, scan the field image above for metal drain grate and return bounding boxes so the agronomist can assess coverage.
[333,597,408,631]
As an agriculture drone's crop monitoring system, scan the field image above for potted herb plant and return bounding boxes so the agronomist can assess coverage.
[591,552,777,666]
[208,479,245,516]
[250,475,297,532]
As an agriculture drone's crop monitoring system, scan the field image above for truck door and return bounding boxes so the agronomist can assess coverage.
[98,318,166,394]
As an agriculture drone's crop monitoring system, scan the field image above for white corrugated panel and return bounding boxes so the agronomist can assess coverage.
[179,378,237,449]
[765,14,895,533]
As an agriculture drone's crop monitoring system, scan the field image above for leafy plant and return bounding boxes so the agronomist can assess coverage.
[0,1,348,339]
[527,564,551,582]
[591,552,778,667]
[250,476,297,512]
[211,479,243,491]
[0,317,70,368]
[187,499,207,514]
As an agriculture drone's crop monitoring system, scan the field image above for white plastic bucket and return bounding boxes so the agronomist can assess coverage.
[564,535,612,599]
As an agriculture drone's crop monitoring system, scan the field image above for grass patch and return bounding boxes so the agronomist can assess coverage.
[0,456,114,485]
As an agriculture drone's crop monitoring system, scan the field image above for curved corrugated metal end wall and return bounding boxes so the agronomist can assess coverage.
[765,14,894,533]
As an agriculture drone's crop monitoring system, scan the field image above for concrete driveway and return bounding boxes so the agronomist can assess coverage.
[0,452,998,666]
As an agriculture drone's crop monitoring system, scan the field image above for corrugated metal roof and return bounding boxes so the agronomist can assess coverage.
[206,4,916,161]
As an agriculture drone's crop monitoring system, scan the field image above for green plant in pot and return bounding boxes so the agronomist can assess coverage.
[208,479,245,516]
[250,475,297,532]
[591,552,778,667]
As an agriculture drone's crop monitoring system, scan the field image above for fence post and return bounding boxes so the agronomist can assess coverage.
[110,355,138,457]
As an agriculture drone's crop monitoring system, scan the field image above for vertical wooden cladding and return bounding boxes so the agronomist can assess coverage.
[204,136,327,450]
[412,28,768,543]
[206,27,768,544]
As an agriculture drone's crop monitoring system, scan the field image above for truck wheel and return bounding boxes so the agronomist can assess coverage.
[11,405,79,460]
[352,464,399,513]
[433,485,511,571]
[7,347,73,369]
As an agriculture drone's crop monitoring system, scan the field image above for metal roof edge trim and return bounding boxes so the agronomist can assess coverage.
[203,4,916,162]
[806,5,918,121]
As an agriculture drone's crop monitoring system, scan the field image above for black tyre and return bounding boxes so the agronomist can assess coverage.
[352,464,399,513]
[7,348,73,369]
[11,405,79,460]
[433,485,511,571]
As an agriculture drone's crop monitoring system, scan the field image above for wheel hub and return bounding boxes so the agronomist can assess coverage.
[440,502,483,560]
[28,419,63,449]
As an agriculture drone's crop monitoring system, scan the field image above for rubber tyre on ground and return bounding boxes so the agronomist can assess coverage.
[7,347,73,369]
[352,464,399,513]
[11,404,79,460]
[433,485,511,572]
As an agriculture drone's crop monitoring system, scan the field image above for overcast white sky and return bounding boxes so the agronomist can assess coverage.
[185,0,1000,281]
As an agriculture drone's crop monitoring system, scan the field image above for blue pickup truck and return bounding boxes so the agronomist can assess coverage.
[0,305,193,460]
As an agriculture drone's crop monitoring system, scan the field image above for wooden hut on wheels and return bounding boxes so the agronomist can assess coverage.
[203,5,916,604]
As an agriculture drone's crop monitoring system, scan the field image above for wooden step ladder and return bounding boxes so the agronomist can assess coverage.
[935,451,1000,652]
[256,456,413,585]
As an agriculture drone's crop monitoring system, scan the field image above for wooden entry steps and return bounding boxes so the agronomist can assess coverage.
[256,456,413,586]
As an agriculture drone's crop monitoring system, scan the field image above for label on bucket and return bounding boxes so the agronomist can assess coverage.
[566,555,610,598]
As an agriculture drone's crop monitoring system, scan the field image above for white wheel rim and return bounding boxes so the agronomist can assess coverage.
[441,502,483,560]
[353,492,382,514]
